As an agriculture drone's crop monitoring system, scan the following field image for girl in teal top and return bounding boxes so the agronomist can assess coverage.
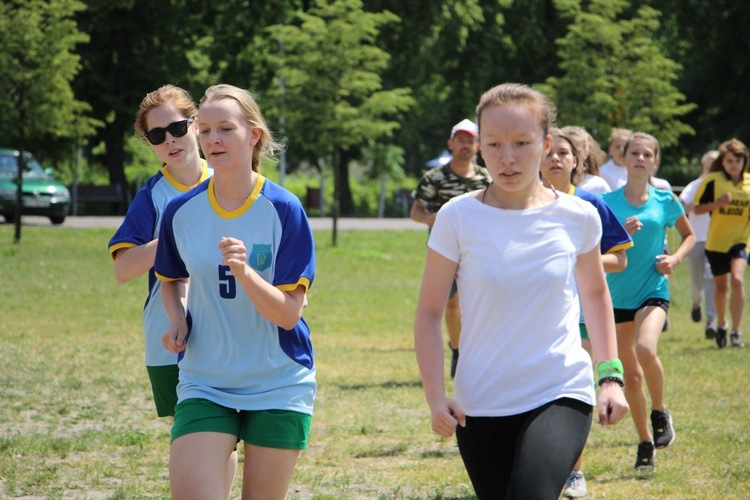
[602,132,695,472]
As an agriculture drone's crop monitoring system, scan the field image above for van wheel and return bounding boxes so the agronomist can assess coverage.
[49,215,66,225]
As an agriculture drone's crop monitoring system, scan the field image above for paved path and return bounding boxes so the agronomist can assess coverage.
[14,216,425,231]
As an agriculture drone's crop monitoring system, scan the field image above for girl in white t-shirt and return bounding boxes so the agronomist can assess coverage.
[678,150,719,338]
[414,83,629,499]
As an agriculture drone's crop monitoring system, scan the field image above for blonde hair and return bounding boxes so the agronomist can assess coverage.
[701,150,719,165]
[609,127,632,144]
[134,85,197,139]
[200,84,280,173]
[476,83,557,137]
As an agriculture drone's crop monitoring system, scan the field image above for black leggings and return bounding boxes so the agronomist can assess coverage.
[456,398,592,500]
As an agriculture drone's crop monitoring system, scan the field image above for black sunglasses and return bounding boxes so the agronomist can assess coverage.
[144,119,194,145]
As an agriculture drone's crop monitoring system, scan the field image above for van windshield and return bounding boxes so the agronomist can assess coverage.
[0,153,47,177]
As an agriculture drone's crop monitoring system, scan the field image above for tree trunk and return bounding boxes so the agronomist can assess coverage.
[332,148,340,247]
[14,98,26,244]
[104,124,128,214]
[339,147,355,216]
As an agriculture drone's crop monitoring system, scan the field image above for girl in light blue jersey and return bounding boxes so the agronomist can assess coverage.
[155,84,316,499]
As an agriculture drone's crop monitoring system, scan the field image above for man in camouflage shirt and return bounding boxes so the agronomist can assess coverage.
[410,118,491,378]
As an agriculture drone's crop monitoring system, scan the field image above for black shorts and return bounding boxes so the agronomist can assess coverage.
[614,298,670,323]
[705,244,747,276]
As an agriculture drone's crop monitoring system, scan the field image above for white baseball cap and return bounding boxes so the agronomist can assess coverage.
[450,118,478,139]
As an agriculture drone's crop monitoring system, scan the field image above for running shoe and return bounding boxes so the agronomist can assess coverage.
[691,305,701,322]
[562,470,587,498]
[730,331,745,348]
[635,441,655,471]
[651,409,676,448]
[705,320,716,340]
[716,325,728,349]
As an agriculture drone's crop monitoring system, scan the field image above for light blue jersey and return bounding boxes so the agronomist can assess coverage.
[109,161,212,366]
[154,175,316,415]
[603,185,684,309]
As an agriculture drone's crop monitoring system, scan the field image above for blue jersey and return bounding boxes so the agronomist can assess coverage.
[569,186,633,325]
[603,186,684,308]
[571,187,632,255]
[108,161,212,366]
[154,175,316,414]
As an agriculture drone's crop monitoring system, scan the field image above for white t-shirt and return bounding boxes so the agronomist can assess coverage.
[679,177,709,242]
[579,173,611,195]
[651,176,673,192]
[428,192,601,416]
[600,159,628,190]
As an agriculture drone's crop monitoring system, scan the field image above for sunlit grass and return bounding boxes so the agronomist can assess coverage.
[0,224,748,498]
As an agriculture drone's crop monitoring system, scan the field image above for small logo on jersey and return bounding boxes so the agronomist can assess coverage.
[249,244,272,271]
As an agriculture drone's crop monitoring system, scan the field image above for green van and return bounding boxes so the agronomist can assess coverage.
[0,148,70,225]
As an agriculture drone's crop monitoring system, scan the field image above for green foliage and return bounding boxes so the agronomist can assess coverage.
[265,0,415,173]
[539,0,695,148]
[0,0,100,149]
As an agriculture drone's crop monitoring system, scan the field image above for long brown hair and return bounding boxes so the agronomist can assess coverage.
[548,127,585,186]
[710,139,749,176]
[134,85,197,139]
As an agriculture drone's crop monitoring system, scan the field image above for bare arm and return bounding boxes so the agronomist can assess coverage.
[161,279,189,353]
[679,197,694,215]
[113,239,158,283]
[414,249,465,437]
[656,214,696,275]
[219,237,307,330]
[575,244,629,426]
[601,250,627,273]
[694,192,731,215]
[410,200,436,228]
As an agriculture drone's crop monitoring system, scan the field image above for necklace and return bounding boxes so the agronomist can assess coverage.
[482,182,553,209]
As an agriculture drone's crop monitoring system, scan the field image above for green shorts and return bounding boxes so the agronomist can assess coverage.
[579,324,589,341]
[172,398,312,450]
[146,364,179,417]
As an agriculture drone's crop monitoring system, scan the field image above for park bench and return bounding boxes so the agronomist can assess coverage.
[69,183,126,215]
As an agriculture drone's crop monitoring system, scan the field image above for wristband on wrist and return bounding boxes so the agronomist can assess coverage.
[597,358,624,380]
[598,376,625,388]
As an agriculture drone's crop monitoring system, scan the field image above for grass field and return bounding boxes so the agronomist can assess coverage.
[0,224,748,499]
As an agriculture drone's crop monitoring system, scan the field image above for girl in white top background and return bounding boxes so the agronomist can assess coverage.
[678,150,719,338]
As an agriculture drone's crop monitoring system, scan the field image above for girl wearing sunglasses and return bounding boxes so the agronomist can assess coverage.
[155,84,316,498]
[108,85,237,488]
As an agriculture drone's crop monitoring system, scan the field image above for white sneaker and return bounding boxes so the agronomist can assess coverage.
[562,470,587,498]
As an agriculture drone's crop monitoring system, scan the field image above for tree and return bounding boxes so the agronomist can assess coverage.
[539,0,694,149]
[0,0,98,242]
[266,0,414,244]
[644,0,750,161]
[73,0,216,212]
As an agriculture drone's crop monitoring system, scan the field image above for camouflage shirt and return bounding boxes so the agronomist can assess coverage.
[411,163,492,212]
